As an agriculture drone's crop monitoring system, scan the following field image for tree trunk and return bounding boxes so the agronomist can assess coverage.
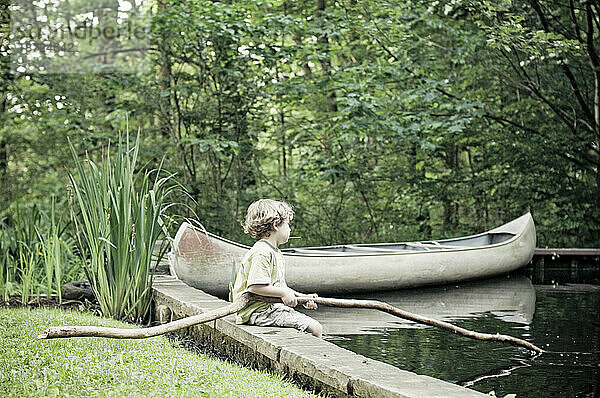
[94,2,119,126]
[0,140,6,177]
[156,0,173,138]
[0,0,10,202]
[586,1,600,203]
[0,84,7,182]
[316,0,338,113]
[443,144,459,232]
[38,293,543,354]
[281,107,287,177]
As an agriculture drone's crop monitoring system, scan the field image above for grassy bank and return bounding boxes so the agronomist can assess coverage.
[0,306,320,398]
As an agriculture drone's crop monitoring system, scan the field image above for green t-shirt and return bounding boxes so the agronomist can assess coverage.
[232,240,286,324]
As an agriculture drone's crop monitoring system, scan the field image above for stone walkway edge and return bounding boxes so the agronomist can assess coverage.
[152,275,488,398]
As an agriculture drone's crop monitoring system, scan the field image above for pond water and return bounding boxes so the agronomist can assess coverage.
[300,274,600,397]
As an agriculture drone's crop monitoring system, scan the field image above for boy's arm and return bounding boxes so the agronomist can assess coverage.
[247,284,298,307]
[292,289,317,297]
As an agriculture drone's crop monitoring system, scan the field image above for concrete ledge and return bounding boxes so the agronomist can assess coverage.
[152,275,488,398]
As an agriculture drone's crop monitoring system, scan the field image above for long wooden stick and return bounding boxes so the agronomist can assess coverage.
[38,293,544,354]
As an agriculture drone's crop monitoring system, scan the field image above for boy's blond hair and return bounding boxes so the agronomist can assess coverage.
[243,199,294,239]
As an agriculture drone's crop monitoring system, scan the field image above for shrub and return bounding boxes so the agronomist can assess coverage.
[68,134,176,322]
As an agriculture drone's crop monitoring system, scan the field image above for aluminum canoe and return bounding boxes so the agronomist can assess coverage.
[168,213,536,296]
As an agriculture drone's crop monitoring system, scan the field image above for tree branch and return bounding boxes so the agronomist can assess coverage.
[499,47,579,133]
[568,0,583,42]
[592,2,600,33]
[485,112,599,168]
[38,292,544,354]
[529,0,595,126]
[585,1,600,141]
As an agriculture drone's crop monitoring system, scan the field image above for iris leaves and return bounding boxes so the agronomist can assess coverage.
[68,135,176,323]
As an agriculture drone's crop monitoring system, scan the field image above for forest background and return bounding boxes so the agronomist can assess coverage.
[1,0,599,248]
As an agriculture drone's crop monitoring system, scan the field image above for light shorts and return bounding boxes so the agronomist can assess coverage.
[248,303,315,332]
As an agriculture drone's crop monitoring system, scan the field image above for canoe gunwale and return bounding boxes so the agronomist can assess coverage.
[173,213,533,259]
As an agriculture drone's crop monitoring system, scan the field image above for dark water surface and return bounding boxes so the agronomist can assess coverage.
[303,275,600,397]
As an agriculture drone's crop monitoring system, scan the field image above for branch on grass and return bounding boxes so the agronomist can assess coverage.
[38,293,544,354]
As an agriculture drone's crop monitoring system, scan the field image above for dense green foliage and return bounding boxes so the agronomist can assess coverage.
[1,0,598,248]
[0,306,320,397]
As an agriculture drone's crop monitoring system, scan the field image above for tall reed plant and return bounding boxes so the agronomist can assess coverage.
[0,216,18,302]
[68,135,176,322]
[0,205,44,302]
[1,201,80,303]
[18,244,37,304]
[37,197,79,304]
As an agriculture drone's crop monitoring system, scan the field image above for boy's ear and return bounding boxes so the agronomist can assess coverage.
[272,222,279,231]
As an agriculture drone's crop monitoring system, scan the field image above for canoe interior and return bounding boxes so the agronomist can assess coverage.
[282,232,515,254]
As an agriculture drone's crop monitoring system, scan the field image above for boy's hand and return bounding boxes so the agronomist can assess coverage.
[302,293,318,310]
[281,288,298,307]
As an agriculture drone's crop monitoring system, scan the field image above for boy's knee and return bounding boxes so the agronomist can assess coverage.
[306,320,323,338]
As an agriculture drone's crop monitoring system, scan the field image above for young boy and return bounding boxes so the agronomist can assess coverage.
[232,199,323,338]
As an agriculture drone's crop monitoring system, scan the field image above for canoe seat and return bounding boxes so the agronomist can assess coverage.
[426,242,467,249]
[290,248,352,255]
[407,242,468,250]
[405,242,432,251]
[289,247,414,255]
[345,245,412,253]
[345,243,466,252]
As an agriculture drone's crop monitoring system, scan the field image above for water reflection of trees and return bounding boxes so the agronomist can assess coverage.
[335,315,518,382]
[332,290,600,397]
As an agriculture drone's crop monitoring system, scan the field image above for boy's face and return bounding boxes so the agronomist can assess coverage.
[273,220,291,245]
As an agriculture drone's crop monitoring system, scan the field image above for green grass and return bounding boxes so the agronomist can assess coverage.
[0,307,320,398]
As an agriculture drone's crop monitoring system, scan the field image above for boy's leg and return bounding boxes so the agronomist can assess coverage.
[248,304,323,338]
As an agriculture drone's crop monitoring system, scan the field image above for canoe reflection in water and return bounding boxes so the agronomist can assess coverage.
[296,275,536,335]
